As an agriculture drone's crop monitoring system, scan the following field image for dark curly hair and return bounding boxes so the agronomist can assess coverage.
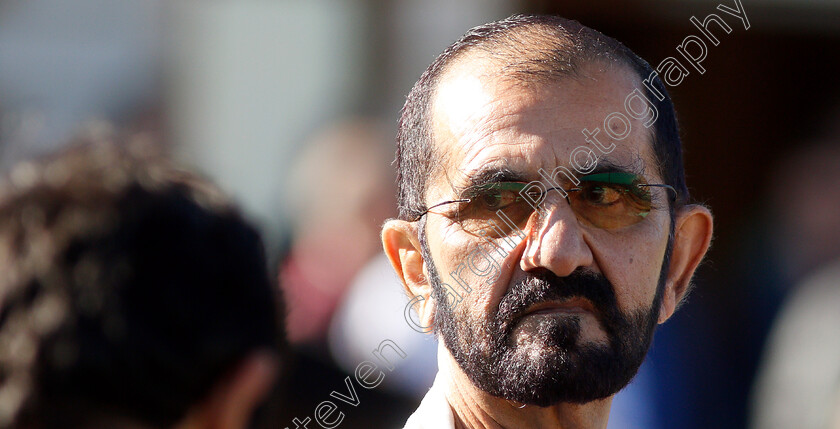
[0,136,282,428]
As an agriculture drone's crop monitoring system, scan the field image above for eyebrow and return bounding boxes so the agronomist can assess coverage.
[450,156,648,197]
[453,165,530,197]
[584,157,647,178]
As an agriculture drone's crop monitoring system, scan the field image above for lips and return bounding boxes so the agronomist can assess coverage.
[521,297,596,317]
[502,296,599,335]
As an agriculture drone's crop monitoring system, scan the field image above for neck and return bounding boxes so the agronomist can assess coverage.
[437,343,613,429]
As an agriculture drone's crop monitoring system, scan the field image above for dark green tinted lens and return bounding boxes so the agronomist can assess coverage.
[570,173,652,229]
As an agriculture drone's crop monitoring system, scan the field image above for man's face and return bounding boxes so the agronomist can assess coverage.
[422,57,673,405]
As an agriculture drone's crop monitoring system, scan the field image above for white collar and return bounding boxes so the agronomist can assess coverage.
[402,371,455,429]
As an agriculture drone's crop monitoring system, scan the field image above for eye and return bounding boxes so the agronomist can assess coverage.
[475,188,518,210]
[570,173,660,229]
[458,182,529,219]
[579,183,624,206]
[456,182,534,237]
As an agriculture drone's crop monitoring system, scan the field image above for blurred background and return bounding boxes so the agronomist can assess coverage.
[2,0,840,428]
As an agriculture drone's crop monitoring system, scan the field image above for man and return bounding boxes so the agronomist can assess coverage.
[0,137,283,428]
[382,15,713,428]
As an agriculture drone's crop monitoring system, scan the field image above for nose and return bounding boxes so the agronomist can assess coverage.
[520,193,594,277]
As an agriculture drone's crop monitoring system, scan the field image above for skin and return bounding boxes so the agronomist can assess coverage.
[177,351,278,429]
[383,54,713,429]
[84,351,278,428]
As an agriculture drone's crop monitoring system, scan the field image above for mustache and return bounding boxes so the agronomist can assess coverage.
[496,268,622,333]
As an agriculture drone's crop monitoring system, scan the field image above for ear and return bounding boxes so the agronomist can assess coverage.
[382,219,435,328]
[658,204,713,323]
[178,351,279,429]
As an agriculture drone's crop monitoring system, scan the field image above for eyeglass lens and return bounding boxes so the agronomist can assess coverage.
[437,173,658,237]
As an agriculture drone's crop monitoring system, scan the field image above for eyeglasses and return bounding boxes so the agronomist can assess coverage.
[413,172,676,237]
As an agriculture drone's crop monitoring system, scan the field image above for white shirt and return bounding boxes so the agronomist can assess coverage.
[403,372,456,429]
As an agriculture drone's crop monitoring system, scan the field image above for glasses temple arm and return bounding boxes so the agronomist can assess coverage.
[637,183,677,201]
[412,199,471,222]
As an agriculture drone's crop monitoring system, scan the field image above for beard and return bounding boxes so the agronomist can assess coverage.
[421,237,669,406]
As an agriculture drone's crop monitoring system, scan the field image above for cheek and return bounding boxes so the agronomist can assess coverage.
[589,219,670,313]
[619,245,664,311]
[428,222,521,317]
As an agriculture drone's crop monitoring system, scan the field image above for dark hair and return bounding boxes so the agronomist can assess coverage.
[396,14,689,220]
[0,138,283,428]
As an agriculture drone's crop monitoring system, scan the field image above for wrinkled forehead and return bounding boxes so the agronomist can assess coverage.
[428,57,658,200]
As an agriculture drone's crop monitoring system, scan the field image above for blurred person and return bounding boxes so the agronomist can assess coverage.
[280,119,396,347]
[275,119,417,428]
[0,136,283,429]
[750,138,840,429]
[316,119,439,400]
[751,257,840,429]
[381,15,713,428]
[328,251,439,400]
